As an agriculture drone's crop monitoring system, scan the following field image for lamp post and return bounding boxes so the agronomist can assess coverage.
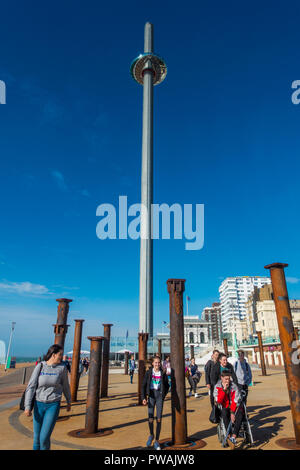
[4,322,16,371]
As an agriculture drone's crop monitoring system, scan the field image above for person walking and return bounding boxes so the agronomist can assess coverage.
[187,357,201,398]
[234,350,252,404]
[61,355,71,374]
[35,357,42,366]
[142,355,169,450]
[129,354,136,384]
[210,353,238,390]
[24,344,71,450]
[205,349,219,408]
[162,355,171,387]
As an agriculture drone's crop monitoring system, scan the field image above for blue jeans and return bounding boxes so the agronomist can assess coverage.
[33,400,60,450]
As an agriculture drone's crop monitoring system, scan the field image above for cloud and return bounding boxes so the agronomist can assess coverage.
[0,281,51,296]
[286,277,300,284]
[51,170,68,192]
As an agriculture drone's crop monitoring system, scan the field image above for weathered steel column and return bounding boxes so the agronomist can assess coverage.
[223,338,229,357]
[265,263,300,448]
[157,338,162,358]
[167,279,187,446]
[70,319,84,402]
[138,332,148,405]
[85,336,104,434]
[256,331,267,376]
[100,324,113,398]
[124,351,129,375]
[53,298,72,351]
[190,345,195,358]
[295,327,299,340]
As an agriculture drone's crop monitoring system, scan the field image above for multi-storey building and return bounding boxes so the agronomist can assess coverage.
[246,285,300,339]
[219,276,271,333]
[202,302,222,345]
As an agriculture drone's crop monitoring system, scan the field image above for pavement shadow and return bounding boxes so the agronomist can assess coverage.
[247,405,290,448]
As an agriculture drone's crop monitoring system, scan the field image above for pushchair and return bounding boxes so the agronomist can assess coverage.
[217,389,253,448]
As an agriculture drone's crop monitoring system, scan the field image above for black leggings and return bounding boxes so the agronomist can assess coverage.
[147,389,164,440]
[188,376,199,393]
[221,406,244,437]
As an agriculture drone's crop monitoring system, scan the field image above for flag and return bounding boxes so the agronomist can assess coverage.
[163,321,167,325]
[187,296,191,301]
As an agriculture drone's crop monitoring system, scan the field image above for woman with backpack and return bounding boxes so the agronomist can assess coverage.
[23,344,71,450]
[187,357,201,398]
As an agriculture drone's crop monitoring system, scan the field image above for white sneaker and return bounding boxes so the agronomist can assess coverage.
[154,441,161,450]
[195,393,199,398]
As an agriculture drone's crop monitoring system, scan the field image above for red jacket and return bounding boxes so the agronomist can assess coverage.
[213,380,240,413]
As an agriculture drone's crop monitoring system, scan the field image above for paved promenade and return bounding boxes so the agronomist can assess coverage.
[0,369,295,450]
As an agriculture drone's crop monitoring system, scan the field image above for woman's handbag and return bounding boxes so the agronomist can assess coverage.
[209,404,220,424]
[19,362,43,411]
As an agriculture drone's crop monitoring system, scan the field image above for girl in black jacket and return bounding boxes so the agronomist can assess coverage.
[142,356,169,450]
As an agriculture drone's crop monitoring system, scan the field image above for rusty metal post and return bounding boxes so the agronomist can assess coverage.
[53,298,72,351]
[157,338,162,358]
[167,278,187,446]
[124,351,129,375]
[223,338,229,356]
[70,319,84,402]
[100,324,113,398]
[256,331,267,376]
[295,327,299,341]
[138,332,149,405]
[190,345,194,358]
[85,336,104,434]
[265,263,300,447]
[21,367,26,385]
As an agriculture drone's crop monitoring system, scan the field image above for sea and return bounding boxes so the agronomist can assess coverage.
[15,357,38,363]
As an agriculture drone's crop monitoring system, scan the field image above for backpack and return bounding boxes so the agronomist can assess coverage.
[234,360,249,373]
[19,362,43,411]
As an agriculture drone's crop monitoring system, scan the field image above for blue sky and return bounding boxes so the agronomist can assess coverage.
[1,1,300,356]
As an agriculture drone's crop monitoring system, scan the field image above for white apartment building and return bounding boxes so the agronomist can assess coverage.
[219,276,271,333]
[255,299,300,338]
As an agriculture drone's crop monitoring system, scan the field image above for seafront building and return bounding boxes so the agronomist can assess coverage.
[183,315,212,353]
[246,284,300,339]
[219,276,271,334]
[202,302,222,345]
